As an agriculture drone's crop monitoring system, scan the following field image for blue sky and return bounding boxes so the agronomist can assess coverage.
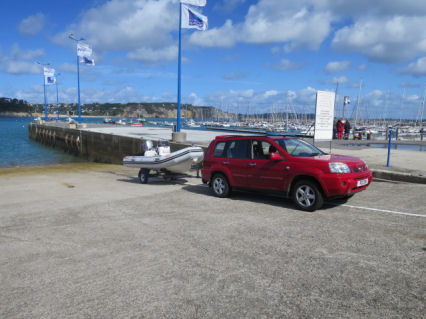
[0,0,425,119]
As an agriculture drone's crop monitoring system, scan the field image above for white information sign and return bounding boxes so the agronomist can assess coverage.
[314,90,335,141]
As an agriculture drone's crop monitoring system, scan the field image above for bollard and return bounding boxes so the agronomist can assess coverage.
[386,128,392,167]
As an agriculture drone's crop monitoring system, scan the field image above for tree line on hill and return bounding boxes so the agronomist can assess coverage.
[0,97,32,113]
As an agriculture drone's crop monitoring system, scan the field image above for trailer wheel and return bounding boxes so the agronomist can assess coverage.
[138,169,149,184]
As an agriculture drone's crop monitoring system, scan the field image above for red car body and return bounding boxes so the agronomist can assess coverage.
[201,135,373,211]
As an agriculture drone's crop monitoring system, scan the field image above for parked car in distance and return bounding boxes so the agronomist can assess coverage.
[201,135,373,211]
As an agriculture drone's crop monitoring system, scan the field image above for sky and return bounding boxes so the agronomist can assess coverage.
[0,0,425,120]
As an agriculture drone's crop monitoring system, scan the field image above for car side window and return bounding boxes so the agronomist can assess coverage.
[226,140,250,159]
[213,141,226,158]
[252,140,276,160]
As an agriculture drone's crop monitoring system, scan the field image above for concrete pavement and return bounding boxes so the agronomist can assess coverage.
[0,163,425,318]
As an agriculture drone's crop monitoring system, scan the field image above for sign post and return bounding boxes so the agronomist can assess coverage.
[314,91,336,146]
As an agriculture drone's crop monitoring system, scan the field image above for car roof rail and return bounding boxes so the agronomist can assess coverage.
[215,135,243,139]
[264,131,314,139]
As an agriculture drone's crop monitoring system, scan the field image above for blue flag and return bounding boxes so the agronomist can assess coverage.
[45,76,56,85]
[80,56,95,66]
[181,4,208,31]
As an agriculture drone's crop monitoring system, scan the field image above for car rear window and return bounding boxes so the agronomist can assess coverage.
[226,140,250,159]
[213,141,226,157]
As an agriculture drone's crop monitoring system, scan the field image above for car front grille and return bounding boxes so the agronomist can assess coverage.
[352,164,367,173]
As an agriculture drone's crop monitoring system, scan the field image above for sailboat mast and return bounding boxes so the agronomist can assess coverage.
[419,84,426,130]
[399,87,406,127]
[354,80,362,127]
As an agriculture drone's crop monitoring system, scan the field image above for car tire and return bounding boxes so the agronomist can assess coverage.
[138,168,149,184]
[211,173,231,198]
[292,180,324,211]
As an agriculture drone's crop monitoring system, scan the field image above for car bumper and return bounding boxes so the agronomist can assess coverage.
[201,169,211,184]
[322,171,373,198]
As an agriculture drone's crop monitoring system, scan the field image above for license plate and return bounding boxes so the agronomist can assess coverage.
[357,178,368,187]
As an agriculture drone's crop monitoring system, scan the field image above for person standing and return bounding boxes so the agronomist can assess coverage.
[336,119,344,139]
[344,120,351,139]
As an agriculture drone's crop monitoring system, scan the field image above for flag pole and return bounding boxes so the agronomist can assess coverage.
[177,2,182,132]
[77,54,81,124]
[56,74,60,120]
[43,77,48,121]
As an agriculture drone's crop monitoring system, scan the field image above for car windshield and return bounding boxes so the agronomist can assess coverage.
[276,138,324,157]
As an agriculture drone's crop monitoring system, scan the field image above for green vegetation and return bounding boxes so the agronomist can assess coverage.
[0,98,31,113]
[0,97,214,118]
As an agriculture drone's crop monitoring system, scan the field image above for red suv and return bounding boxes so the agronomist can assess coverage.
[201,135,372,211]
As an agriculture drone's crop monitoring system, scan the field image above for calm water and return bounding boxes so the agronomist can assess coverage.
[0,117,86,168]
[344,143,426,152]
[0,117,200,168]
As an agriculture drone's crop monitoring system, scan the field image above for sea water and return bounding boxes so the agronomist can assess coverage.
[0,117,85,168]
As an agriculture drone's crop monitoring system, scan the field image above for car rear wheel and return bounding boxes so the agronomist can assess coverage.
[292,180,323,211]
[211,174,230,197]
[138,168,149,184]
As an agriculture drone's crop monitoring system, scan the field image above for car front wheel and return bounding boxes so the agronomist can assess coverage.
[292,180,324,211]
[211,174,230,197]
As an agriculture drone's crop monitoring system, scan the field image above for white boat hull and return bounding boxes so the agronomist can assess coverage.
[123,146,204,174]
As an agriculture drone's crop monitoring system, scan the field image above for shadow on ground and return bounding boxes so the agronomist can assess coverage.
[182,183,351,212]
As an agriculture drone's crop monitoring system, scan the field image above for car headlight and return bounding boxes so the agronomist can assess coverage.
[329,162,351,173]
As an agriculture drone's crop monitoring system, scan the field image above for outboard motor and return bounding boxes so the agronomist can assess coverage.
[141,140,157,157]
[157,140,171,156]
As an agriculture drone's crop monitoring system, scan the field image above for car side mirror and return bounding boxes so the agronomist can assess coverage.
[270,152,282,161]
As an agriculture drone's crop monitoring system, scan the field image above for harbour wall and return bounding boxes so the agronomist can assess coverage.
[28,123,197,164]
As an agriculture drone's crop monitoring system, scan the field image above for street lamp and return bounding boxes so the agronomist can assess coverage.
[343,96,350,120]
[36,61,50,121]
[55,72,61,120]
[68,33,85,124]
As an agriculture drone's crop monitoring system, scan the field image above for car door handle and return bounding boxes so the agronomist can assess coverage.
[249,163,256,167]
[286,166,291,170]
[222,161,229,165]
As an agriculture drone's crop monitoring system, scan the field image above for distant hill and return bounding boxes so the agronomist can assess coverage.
[0,97,222,119]
[0,98,32,116]
[0,97,315,121]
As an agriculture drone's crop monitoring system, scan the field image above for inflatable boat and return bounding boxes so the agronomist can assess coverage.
[123,146,204,173]
[123,140,204,183]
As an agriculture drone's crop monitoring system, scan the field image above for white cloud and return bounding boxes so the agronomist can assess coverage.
[203,87,320,113]
[320,0,426,17]
[53,0,178,65]
[350,89,423,119]
[399,57,426,77]
[241,3,332,51]
[18,13,45,36]
[324,61,351,74]
[264,90,279,98]
[269,59,306,71]
[49,0,426,66]
[191,1,333,52]
[189,20,238,48]
[214,0,246,13]
[127,45,177,64]
[184,92,204,106]
[0,44,45,74]
[357,64,367,71]
[191,0,426,64]
[13,85,162,104]
[332,16,426,63]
